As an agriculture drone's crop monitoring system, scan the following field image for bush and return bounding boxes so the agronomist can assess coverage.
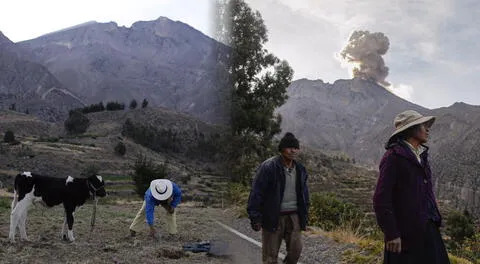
[106,101,125,111]
[81,164,100,177]
[309,192,363,231]
[64,110,90,134]
[141,98,148,108]
[81,102,105,113]
[114,141,126,156]
[460,232,480,262]
[3,130,15,143]
[131,154,169,197]
[226,182,250,217]
[446,210,475,247]
[0,197,11,213]
[16,144,34,158]
[129,99,137,109]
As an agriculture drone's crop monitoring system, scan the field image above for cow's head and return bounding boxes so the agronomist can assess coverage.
[87,175,106,198]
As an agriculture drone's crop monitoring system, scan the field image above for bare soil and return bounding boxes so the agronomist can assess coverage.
[0,198,238,264]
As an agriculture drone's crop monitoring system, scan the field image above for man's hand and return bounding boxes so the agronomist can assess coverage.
[251,222,261,232]
[385,237,401,253]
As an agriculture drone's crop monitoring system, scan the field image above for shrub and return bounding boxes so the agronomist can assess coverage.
[3,130,15,143]
[141,98,148,108]
[446,210,475,247]
[129,99,137,109]
[0,197,11,213]
[309,192,363,231]
[81,164,100,177]
[114,142,126,156]
[226,182,250,217]
[64,110,90,134]
[16,144,34,158]
[460,232,480,262]
[106,101,125,111]
[131,154,169,197]
[81,102,105,113]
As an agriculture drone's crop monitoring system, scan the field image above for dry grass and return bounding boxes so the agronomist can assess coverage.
[0,197,235,264]
[448,254,474,264]
[325,225,366,244]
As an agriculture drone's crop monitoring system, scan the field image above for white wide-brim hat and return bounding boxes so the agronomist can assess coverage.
[389,110,435,140]
[150,179,173,201]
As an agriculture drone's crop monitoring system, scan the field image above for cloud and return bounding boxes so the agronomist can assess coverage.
[244,0,480,107]
[388,84,414,101]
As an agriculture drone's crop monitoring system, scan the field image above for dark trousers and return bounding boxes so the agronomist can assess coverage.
[384,221,450,264]
[262,214,303,264]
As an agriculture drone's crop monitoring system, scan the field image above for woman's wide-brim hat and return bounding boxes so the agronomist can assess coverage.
[150,179,173,201]
[389,110,435,141]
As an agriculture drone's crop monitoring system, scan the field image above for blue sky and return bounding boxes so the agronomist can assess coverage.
[0,0,478,109]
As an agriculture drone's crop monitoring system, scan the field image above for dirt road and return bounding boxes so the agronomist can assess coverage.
[0,197,348,264]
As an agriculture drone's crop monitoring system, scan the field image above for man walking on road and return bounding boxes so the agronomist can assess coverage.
[247,132,310,264]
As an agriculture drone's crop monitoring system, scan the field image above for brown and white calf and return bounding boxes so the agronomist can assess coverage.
[9,172,106,242]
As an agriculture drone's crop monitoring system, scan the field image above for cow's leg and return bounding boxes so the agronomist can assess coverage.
[11,189,18,211]
[9,190,34,242]
[18,205,30,241]
[9,190,19,242]
[61,211,68,240]
[64,205,75,242]
[9,206,20,242]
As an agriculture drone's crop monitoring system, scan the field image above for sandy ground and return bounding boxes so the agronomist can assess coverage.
[0,196,349,264]
[0,198,258,264]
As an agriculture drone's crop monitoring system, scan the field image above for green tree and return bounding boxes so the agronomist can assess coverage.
[216,0,293,183]
[131,154,169,197]
[141,98,149,108]
[129,99,138,109]
[446,209,475,247]
[3,130,15,143]
[114,141,126,156]
[64,110,90,134]
[106,101,125,111]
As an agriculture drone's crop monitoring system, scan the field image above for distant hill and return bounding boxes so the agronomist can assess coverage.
[0,32,84,122]
[277,77,480,216]
[18,17,230,124]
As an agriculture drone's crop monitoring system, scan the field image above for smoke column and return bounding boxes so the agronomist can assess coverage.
[339,30,390,86]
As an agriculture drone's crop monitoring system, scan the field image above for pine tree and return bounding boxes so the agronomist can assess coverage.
[129,99,138,109]
[216,0,293,183]
[141,98,148,108]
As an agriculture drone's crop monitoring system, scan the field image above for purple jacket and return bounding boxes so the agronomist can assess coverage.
[373,140,442,251]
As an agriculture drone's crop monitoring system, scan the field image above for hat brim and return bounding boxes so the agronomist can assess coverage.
[389,116,435,141]
[150,179,173,201]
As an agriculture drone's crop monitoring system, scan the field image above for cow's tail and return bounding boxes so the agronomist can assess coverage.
[11,180,18,211]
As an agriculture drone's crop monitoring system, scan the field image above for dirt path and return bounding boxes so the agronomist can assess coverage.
[0,198,349,264]
[0,200,235,264]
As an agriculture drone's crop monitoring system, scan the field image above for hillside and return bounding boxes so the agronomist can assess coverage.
[277,78,480,216]
[18,17,230,124]
[0,108,228,205]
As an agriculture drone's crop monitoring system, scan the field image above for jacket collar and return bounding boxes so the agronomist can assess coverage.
[387,139,429,167]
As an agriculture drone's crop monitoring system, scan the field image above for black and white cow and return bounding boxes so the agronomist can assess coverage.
[9,171,106,242]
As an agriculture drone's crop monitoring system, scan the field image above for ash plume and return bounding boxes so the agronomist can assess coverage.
[339,30,390,86]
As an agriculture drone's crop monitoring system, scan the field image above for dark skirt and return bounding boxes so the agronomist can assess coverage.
[384,221,450,264]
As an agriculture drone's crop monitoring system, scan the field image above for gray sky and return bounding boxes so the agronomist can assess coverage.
[245,0,480,109]
[1,0,478,109]
[0,0,214,42]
